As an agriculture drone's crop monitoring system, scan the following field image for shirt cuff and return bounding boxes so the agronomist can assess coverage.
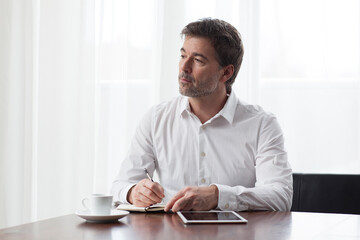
[211,183,248,211]
[119,183,136,204]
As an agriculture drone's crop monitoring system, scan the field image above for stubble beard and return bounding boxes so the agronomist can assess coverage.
[178,72,218,98]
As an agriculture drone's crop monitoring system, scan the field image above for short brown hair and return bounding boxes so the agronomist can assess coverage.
[181,18,244,93]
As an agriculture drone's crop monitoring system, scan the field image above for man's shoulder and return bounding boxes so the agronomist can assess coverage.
[236,99,275,121]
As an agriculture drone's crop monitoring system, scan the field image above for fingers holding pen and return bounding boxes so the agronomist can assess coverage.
[143,168,165,199]
[128,179,165,207]
[143,179,165,200]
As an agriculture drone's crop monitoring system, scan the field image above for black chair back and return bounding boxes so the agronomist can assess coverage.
[291,173,360,214]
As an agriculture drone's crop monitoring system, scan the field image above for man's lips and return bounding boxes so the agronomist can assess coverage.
[179,72,194,83]
[180,78,192,83]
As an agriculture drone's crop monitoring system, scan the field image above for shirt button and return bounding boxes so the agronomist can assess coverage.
[201,178,206,184]
[201,125,206,130]
[224,203,229,209]
[201,152,206,157]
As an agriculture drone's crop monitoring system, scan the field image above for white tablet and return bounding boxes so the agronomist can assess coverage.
[177,211,248,224]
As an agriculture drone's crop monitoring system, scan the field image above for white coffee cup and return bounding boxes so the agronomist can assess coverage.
[82,194,113,215]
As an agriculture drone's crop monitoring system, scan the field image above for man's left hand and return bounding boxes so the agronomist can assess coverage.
[164,185,219,212]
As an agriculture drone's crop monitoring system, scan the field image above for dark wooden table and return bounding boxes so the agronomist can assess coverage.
[1,211,359,240]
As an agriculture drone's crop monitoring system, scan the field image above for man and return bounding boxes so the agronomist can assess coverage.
[111,18,293,212]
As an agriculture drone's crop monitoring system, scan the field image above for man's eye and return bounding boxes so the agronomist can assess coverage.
[194,58,203,63]
[180,55,185,59]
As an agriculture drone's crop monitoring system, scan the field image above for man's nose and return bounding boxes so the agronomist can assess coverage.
[180,58,192,73]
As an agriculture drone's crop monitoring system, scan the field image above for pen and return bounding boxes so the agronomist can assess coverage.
[144,168,154,182]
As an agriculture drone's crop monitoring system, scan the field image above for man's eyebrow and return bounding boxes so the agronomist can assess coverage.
[180,48,208,61]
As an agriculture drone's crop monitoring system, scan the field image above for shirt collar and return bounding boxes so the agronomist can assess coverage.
[217,90,237,124]
[179,91,238,124]
[179,96,191,117]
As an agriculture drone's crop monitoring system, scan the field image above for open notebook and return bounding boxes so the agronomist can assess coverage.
[116,203,166,212]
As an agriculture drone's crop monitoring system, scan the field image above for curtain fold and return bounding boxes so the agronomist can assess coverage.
[0,0,34,228]
[0,0,98,228]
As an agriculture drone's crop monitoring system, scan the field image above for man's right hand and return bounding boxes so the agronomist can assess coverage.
[127,179,165,207]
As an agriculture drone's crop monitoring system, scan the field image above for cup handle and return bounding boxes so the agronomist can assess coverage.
[82,198,90,211]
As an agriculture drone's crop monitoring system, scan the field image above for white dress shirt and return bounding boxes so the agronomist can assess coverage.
[111,91,293,211]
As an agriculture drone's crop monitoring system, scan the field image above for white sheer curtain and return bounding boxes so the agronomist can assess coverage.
[1,0,359,229]
[0,0,98,228]
[258,0,360,173]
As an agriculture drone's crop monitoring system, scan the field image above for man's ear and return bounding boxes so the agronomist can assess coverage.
[220,65,234,83]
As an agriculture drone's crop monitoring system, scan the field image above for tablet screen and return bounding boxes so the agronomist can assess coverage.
[177,211,247,224]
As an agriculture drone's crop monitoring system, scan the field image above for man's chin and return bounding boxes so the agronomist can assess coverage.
[179,89,188,97]
[179,88,191,97]
[179,84,189,96]
[179,89,203,98]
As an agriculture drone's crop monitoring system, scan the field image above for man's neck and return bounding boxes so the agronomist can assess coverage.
[188,90,228,124]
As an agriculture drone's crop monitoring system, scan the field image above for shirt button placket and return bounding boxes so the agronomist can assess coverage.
[198,125,206,185]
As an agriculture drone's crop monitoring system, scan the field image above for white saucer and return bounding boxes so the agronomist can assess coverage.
[75,210,129,222]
